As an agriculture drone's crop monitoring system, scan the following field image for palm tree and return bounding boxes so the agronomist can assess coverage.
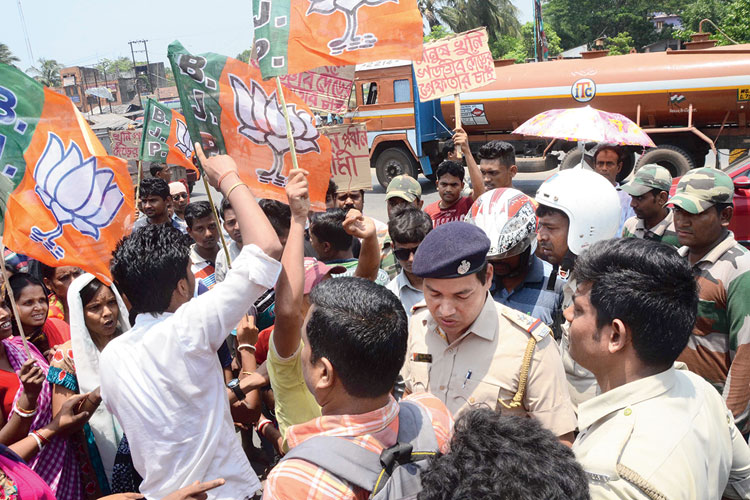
[0,43,20,67]
[28,58,63,87]
[439,0,521,39]
[419,0,443,29]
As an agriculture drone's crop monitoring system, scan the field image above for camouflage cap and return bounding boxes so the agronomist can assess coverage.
[385,175,422,202]
[668,167,734,214]
[621,164,672,196]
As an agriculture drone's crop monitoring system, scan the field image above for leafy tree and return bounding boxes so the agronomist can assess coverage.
[95,57,133,78]
[0,43,19,67]
[439,0,521,45]
[27,58,63,87]
[495,22,563,61]
[677,0,729,33]
[718,0,750,43]
[424,24,452,42]
[419,0,444,29]
[236,49,253,63]
[606,31,635,55]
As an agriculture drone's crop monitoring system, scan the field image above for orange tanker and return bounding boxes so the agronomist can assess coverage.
[350,43,750,187]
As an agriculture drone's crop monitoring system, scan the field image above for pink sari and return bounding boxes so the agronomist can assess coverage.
[0,448,55,499]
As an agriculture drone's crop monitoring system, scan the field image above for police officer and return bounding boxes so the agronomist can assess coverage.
[401,221,577,444]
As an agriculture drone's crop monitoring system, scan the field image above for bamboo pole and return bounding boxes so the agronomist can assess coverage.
[0,242,31,358]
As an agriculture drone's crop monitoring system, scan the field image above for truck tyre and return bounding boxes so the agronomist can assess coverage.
[560,150,584,170]
[616,151,636,183]
[635,145,694,177]
[375,147,418,188]
[517,155,558,173]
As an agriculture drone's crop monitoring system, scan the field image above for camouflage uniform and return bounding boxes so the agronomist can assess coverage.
[380,175,422,279]
[621,164,680,248]
[669,168,750,434]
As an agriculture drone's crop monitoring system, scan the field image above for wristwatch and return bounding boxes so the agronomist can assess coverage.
[227,378,245,401]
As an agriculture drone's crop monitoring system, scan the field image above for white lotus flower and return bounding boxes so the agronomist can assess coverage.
[307,0,398,55]
[175,119,194,159]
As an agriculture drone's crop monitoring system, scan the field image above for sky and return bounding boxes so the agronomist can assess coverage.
[5,0,533,73]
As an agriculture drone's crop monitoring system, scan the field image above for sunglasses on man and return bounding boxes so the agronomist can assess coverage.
[393,246,419,261]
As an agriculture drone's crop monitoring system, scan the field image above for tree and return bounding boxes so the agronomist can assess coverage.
[495,22,563,61]
[439,0,522,45]
[677,0,728,33]
[718,0,750,43]
[95,57,133,78]
[419,0,443,29]
[236,49,253,63]
[424,24,452,42]
[605,31,635,55]
[0,43,19,67]
[27,58,63,87]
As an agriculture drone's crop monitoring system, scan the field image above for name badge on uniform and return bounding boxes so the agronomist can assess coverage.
[412,353,432,363]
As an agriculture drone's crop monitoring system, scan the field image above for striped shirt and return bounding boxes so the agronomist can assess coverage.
[263,393,453,500]
[189,244,216,289]
[621,209,680,248]
[490,256,565,327]
[677,232,750,434]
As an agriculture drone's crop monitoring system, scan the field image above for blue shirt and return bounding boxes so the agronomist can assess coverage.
[490,256,565,326]
[132,214,188,234]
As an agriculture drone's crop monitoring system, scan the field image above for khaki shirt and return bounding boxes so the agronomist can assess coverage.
[402,294,577,437]
[574,367,750,500]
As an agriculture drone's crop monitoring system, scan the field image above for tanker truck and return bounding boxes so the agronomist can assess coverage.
[349,43,750,188]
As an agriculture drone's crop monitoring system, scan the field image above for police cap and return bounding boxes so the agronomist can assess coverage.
[412,221,490,278]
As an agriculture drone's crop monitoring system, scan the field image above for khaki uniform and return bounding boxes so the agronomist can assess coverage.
[574,367,750,499]
[402,294,577,437]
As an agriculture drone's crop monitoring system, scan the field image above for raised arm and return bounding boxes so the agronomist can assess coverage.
[195,144,282,260]
[273,169,309,358]
[0,360,45,446]
[454,128,484,200]
[343,210,379,281]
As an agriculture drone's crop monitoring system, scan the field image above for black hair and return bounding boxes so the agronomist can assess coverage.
[573,238,698,368]
[326,179,338,202]
[39,263,56,281]
[219,197,233,221]
[594,144,623,163]
[435,161,465,182]
[418,410,589,500]
[307,277,408,398]
[475,262,489,285]
[79,278,105,308]
[310,209,352,252]
[8,273,45,302]
[535,204,569,222]
[715,202,734,214]
[110,224,190,316]
[259,199,292,237]
[478,141,516,168]
[184,201,214,229]
[139,177,170,200]
[388,206,432,244]
[149,163,166,177]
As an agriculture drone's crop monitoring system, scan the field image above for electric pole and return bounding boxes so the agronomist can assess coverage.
[129,39,152,105]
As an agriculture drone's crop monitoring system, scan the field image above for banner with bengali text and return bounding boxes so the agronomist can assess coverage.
[280,66,354,114]
[320,123,371,192]
[109,129,141,160]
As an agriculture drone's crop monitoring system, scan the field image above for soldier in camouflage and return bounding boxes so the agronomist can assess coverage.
[621,164,680,248]
[669,167,750,435]
[380,175,424,279]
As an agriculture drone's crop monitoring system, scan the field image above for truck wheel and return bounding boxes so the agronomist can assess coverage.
[635,145,694,177]
[560,150,584,170]
[375,147,417,189]
[517,155,558,173]
[616,151,636,183]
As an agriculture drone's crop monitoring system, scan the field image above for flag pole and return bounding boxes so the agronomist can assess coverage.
[454,94,462,159]
[201,175,233,269]
[0,243,32,358]
[135,160,143,219]
[275,77,301,171]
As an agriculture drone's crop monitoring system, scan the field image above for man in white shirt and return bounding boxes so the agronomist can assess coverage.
[102,147,282,500]
[566,238,750,499]
[385,206,432,318]
[592,145,635,234]
[215,197,242,283]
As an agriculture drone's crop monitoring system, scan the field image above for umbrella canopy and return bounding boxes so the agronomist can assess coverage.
[513,105,656,148]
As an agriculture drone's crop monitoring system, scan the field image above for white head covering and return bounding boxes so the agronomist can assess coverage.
[68,273,131,482]
[169,181,187,196]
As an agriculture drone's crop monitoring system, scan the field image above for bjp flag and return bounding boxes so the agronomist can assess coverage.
[251,0,424,79]
[168,41,331,210]
[0,63,135,284]
[139,99,199,176]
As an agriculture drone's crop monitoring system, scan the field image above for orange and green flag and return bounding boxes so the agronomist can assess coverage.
[139,98,199,176]
[0,63,135,284]
[168,41,331,210]
[251,0,424,79]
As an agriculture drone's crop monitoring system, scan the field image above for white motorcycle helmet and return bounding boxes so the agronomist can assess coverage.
[535,169,620,255]
[467,188,537,260]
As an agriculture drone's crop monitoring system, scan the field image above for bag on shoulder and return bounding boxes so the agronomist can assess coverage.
[280,400,439,499]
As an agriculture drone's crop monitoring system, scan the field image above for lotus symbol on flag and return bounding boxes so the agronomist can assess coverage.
[307,0,397,55]
[29,133,124,260]
[175,119,194,159]
[230,74,320,187]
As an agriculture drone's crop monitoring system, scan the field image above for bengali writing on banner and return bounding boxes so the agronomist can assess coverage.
[252,0,424,79]
[139,99,198,174]
[413,28,497,101]
[168,41,331,210]
[279,65,355,114]
[320,123,371,192]
[0,63,135,284]
[109,129,141,160]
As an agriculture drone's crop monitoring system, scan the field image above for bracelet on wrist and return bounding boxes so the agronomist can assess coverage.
[217,171,238,189]
[240,371,255,377]
[237,343,256,353]
[225,181,247,198]
[28,432,43,452]
[33,430,50,446]
[14,404,37,418]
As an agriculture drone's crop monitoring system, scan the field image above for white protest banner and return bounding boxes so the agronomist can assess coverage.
[279,66,355,115]
[320,123,372,192]
[109,129,142,160]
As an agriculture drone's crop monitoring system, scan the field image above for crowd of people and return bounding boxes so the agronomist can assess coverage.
[0,130,748,500]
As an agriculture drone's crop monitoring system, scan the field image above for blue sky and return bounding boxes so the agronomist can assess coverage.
[5,0,533,72]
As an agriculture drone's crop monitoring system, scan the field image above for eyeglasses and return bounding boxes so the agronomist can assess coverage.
[173,193,188,200]
[393,246,419,261]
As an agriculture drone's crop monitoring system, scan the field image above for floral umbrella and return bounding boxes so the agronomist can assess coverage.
[512,105,656,147]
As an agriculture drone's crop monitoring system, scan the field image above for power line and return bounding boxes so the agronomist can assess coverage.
[17,0,34,63]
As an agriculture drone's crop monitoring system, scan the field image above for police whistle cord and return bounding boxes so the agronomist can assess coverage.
[499,336,536,409]
[616,464,668,500]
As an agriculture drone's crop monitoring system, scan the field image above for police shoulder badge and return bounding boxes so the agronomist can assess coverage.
[457,260,471,275]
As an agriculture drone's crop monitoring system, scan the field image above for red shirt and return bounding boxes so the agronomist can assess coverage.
[424,196,474,227]
[255,326,272,365]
